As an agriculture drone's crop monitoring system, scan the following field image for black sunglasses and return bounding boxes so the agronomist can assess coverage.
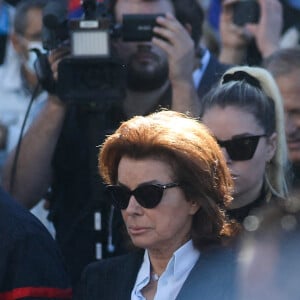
[216,135,267,161]
[105,182,180,210]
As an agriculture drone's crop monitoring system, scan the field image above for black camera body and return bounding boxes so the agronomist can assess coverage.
[41,0,163,106]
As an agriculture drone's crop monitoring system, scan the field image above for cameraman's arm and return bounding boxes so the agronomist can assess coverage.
[153,13,201,117]
[2,96,66,209]
[2,49,68,209]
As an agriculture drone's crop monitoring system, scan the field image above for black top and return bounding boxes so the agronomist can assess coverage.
[50,89,172,287]
[227,188,268,223]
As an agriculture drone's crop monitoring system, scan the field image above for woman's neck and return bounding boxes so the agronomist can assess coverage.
[147,248,174,277]
[147,237,191,276]
[229,180,264,209]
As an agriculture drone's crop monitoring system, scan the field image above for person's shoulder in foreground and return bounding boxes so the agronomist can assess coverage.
[0,187,72,299]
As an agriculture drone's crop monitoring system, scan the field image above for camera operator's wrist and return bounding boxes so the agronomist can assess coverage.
[47,95,67,112]
[171,79,201,117]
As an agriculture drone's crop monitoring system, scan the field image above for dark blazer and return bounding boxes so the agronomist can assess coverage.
[197,54,230,101]
[75,246,238,300]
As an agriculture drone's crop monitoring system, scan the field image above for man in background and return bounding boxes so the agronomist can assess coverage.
[0,0,55,234]
[0,0,47,176]
[264,47,300,192]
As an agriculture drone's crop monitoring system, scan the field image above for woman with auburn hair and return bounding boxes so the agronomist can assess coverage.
[75,110,238,300]
[201,66,290,224]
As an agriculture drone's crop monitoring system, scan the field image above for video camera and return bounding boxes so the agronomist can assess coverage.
[39,0,163,106]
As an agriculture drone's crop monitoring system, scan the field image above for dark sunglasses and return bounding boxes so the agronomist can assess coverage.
[217,135,267,161]
[105,182,180,210]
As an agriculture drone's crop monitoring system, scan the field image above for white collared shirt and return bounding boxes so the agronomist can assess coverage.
[131,240,200,300]
[193,49,210,88]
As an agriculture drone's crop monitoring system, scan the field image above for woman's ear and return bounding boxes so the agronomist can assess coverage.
[266,132,277,162]
[189,200,201,215]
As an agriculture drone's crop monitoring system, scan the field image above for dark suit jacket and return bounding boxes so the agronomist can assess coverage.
[75,246,238,300]
[197,54,230,101]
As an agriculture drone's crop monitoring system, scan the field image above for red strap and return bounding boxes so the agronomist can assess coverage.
[0,287,72,300]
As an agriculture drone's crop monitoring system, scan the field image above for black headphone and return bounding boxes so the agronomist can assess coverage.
[33,49,57,94]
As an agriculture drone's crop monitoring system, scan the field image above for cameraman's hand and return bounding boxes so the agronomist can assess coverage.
[245,0,282,58]
[152,13,200,116]
[152,13,195,86]
[47,47,70,106]
[48,47,70,81]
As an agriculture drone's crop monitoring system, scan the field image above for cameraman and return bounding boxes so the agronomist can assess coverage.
[3,0,228,288]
